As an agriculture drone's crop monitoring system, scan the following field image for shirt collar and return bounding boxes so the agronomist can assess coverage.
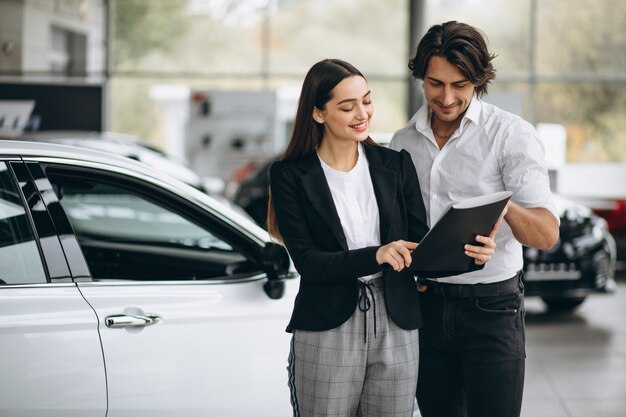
[318,142,368,177]
[409,103,431,135]
[463,96,481,126]
[411,95,482,137]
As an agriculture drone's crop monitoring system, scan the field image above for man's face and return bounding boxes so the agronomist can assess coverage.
[422,56,475,125]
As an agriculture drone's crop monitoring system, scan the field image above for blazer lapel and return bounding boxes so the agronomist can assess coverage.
[364,145,397,244]
[298,153,349,251]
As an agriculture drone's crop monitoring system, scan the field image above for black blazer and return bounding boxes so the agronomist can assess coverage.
[269,143,429,332]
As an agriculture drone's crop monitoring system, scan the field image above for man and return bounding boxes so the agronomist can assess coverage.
[389,21,560,417]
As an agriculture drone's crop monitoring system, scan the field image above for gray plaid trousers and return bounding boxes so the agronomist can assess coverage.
[287,277,419,417]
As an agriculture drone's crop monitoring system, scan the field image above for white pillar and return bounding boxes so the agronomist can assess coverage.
[149,84,191,161]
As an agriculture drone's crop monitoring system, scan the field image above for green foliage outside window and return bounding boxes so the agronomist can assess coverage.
[110,0,626,162]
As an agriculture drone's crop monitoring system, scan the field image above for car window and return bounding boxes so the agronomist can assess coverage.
[49,174,256,281]
[0,162,48,285]
[58,181,232,250]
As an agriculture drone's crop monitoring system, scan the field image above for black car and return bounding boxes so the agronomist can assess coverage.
[523,194,616,311]
[231,157,274,229]
[232,159,617,312]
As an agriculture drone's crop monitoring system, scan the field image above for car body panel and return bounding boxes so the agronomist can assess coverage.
[0,285,107,417]
[78,278,297,417]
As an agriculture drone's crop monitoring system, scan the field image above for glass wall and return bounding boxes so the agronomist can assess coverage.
[109,0,409,144]
[535,0,626,162]
[425,0,626,162]
[109,0,626,162]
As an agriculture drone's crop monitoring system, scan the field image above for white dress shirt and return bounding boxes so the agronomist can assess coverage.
[319,143,382,281]
[390,96,559,284]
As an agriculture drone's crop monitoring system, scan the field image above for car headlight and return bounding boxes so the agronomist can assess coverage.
[562,217,608,259]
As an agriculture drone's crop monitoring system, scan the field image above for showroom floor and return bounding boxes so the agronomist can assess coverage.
[521,274,626,417]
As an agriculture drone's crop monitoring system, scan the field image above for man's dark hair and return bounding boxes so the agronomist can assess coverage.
[409,21,496,97]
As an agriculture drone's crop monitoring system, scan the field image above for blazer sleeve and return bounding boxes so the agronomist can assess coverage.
[399,149,429,243]
[269,161,381,284]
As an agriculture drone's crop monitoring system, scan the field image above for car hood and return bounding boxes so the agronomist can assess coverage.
[553,194,592,220]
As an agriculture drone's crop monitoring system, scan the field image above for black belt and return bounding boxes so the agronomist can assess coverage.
[420,271,522,299]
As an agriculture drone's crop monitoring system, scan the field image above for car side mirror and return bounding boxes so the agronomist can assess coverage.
[263,280,284,300]
[260,242,290,299]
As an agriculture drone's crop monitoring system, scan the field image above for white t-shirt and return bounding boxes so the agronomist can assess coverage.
[390,97,559,284]
[319,143,381,281]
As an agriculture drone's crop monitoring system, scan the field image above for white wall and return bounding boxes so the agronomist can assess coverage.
[1,0,105,75]
[0,0,24,72]
[557,164,626,202]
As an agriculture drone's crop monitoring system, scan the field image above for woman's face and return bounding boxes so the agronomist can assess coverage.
[315,75,373,144]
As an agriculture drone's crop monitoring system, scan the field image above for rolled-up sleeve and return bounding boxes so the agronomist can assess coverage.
[499,120,560,224]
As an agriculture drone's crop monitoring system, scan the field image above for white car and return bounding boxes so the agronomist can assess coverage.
[0,140,299,417]
[2,130,224,194]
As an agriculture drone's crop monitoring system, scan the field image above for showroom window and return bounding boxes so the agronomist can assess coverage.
[425,0,626,162]
[109,0,409,143]
[4,1,622,163]
[49,25,87,76]
[108,0,625,162]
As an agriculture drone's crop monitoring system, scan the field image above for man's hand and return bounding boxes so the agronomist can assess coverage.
[490,202,509,238]
[461,202,506,266]
[465,235,497,265]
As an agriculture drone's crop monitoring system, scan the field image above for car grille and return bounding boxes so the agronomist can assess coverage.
[524,262,581,281]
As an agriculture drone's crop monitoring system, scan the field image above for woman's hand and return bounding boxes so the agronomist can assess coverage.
[465,235,496,265]
[376,240,418,272]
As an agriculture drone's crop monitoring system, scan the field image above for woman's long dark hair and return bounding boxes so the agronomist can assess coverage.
[267,59,379,241]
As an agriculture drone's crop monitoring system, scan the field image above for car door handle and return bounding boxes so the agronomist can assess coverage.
[105,313,161,328]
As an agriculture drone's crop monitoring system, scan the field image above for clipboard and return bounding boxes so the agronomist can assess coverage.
[407,191,512,277]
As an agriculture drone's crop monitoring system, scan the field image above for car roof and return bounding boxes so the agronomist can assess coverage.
[1,139,164,172]
[7,130,153,145]
[2,131,202,187]
[0,139,145,169]
[0,140,271,243]
[21,131,178,158]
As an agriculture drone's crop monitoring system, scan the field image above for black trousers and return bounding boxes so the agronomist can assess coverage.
[416,276,526,417]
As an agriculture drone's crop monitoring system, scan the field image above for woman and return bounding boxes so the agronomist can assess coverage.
[267,59,495,417]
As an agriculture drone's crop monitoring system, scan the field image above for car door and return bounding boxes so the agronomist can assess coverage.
[0,160,106,417]
[40,161,297,417]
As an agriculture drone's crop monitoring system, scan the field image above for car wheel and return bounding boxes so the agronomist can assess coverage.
[541,296,587,312]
